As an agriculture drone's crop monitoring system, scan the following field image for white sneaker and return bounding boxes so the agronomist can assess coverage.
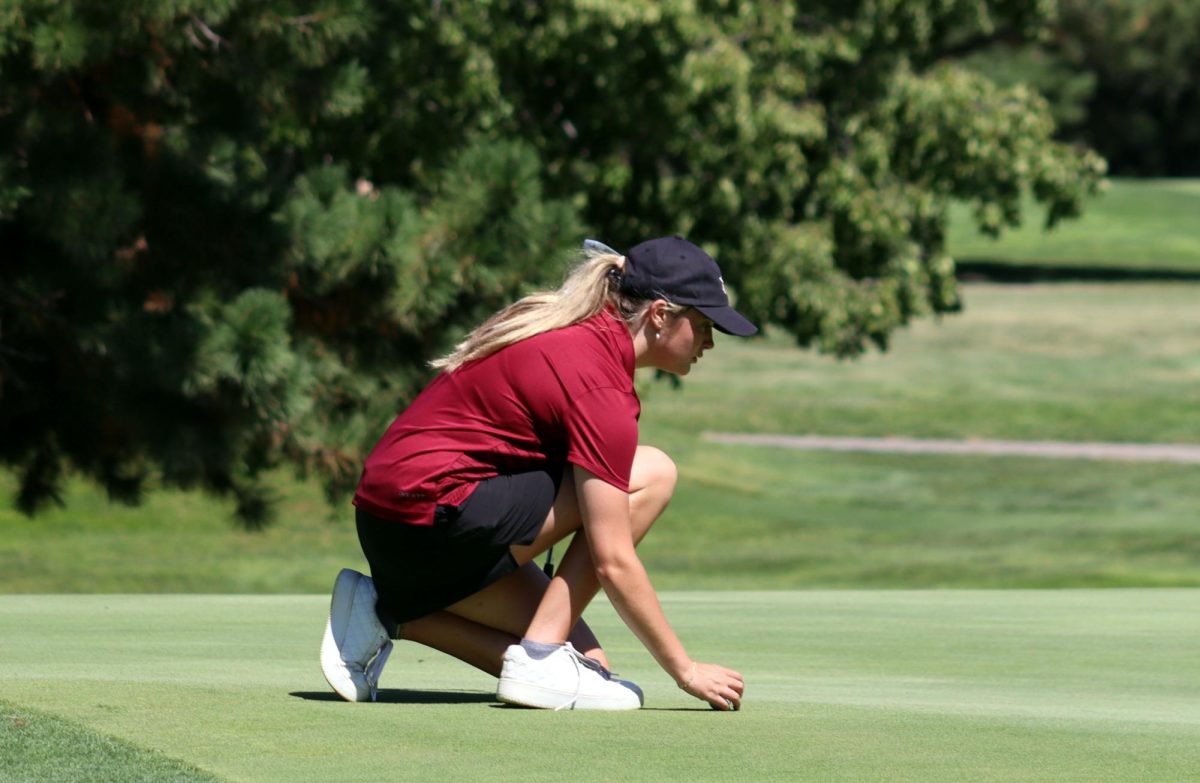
[320,568,392,702]
[496,642,644,711]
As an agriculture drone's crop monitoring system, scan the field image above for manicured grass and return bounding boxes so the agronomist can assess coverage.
[946,178,1200,270]
[3,283,1197,591]
[2,592,1198,782]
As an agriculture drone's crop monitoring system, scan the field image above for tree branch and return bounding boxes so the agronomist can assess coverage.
[189,16,227,51]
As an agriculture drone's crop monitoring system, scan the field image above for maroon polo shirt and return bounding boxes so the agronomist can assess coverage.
[353,309,641,525]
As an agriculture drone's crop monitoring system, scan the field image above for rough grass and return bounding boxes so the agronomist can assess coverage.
[2,592,1198,783]
[0,700,220,783]
[643,447,1200,589]
[642,283,1200,445]
[0,471,367,593]
[634,282,1200,588]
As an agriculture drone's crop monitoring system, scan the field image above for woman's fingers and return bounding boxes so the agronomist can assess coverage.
[683,662,744,711]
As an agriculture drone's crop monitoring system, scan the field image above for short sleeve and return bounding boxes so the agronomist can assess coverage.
[564,386,639,491]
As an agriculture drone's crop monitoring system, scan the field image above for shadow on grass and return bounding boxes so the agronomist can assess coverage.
[956,259,1200,283]
[487,704,718,712]
[290,689,494,704]
[292,691,720,711]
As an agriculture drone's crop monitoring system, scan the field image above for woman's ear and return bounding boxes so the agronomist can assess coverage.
[647,299,670,331]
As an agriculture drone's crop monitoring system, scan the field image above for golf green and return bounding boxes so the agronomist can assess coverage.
[3,591,1198,782]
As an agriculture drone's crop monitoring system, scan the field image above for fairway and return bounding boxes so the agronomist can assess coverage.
[2,592,1198,782]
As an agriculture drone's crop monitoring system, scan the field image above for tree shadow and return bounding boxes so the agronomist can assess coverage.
[290,689,494,705]
[956,259,1200,283]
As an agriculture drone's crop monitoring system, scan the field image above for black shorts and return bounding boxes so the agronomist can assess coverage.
[356,468,563,636]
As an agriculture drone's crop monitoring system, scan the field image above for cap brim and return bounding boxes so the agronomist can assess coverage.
[695,305,758,337]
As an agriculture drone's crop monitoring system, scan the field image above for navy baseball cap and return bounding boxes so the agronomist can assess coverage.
[620,236,758,336]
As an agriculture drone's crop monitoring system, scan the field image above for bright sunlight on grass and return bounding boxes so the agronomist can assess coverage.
[3,592,1197,783]
[947,178,1200,270]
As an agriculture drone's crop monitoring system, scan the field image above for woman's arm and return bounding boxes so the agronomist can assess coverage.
[575,468,745,710]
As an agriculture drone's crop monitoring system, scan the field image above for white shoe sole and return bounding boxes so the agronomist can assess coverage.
[496,676,641,711]
[320,569,390,702]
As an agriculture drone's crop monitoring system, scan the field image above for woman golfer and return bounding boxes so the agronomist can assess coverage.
[321,236,754,711]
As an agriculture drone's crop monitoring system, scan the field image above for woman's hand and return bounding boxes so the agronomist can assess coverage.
[677,660,745,711]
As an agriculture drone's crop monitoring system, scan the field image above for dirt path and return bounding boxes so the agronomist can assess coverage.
[701,433,1200,464]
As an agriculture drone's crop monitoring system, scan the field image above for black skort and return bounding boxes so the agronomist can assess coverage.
[356,467,563,636]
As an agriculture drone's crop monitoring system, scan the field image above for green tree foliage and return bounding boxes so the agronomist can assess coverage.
[961,0,1200,175]
[1057,0,1200,175]
[1,1,1103,524]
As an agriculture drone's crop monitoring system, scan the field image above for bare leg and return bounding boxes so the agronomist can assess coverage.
[398,468,598,673]
[398,446,677,675]
[393,449,676,677]
[399,611,515,677]
[521,446,677,646]
[400,563,603,675]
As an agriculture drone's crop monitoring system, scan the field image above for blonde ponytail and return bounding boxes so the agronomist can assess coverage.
[431,249,653,372]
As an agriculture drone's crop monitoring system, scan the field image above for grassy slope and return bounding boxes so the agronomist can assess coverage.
[2,592,1198,783]
[947,178,1200,270]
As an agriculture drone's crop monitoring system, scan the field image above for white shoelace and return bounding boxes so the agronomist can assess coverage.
[553,643,616,711]
[362,639,392,701]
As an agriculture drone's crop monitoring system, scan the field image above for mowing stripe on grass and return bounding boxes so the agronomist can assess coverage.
[703,433,1200,463]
